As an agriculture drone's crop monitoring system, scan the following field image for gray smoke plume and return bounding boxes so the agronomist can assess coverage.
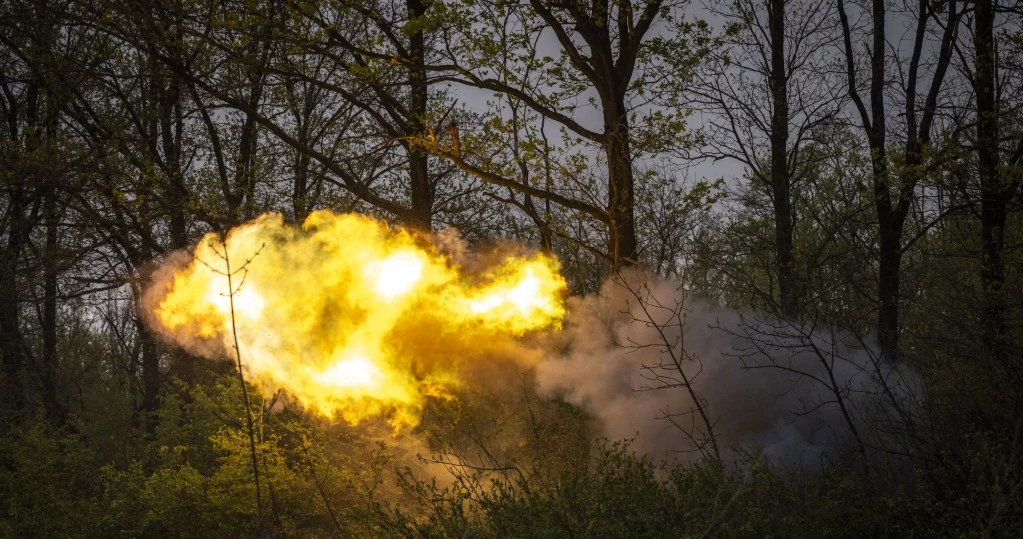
[535,270,923,466]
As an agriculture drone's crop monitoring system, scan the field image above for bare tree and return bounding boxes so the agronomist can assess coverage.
[837,0,962,361]
[972,0,1022,361]
[692,0,846,318]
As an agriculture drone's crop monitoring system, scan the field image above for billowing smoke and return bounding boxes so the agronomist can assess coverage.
[536,270,922,466]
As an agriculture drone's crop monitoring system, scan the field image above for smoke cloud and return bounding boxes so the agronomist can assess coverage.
[536,270,922,466]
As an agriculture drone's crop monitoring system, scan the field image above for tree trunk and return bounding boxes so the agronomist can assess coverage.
[0,185,32,413]
[769,0,797,317]
[137,317,162,434]
[842,0,904,362]
[406,0,433,231]
[41,193,62,422]
[151,59,190,396]
[155,59,189,249]
[867,0,894,357]
[975,0,1007,358]
[234,111,259,222]
[605,93,638,267]
[293,117,312,219]
[877,208,905,362]
[0,75,40,413]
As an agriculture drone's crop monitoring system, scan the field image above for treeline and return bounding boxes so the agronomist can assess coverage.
[0,0,1021,537]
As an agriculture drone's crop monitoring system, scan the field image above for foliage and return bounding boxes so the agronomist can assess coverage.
[1,0,1023,536]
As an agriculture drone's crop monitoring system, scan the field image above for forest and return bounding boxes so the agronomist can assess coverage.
[1,0,1021,536]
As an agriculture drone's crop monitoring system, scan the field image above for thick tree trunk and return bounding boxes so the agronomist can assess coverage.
[605,94,638,267]
[769,0,797,317]
[406,0,433,231]
[877,209,905,362]
[409,153,432,230]
[975,0,1007,357]
[863,0,902,362]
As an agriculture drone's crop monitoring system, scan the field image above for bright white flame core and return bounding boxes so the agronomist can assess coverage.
[470,271,543,314]
[206,281,264,320]
[316,356,381,388]
[371,251,425,300]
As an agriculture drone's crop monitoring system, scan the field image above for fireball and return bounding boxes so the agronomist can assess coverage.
[150,211,565,429]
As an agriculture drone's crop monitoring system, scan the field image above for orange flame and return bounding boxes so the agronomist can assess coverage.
[149,211,565,429]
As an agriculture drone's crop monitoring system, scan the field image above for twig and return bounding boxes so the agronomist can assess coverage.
[204,234,265,534]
